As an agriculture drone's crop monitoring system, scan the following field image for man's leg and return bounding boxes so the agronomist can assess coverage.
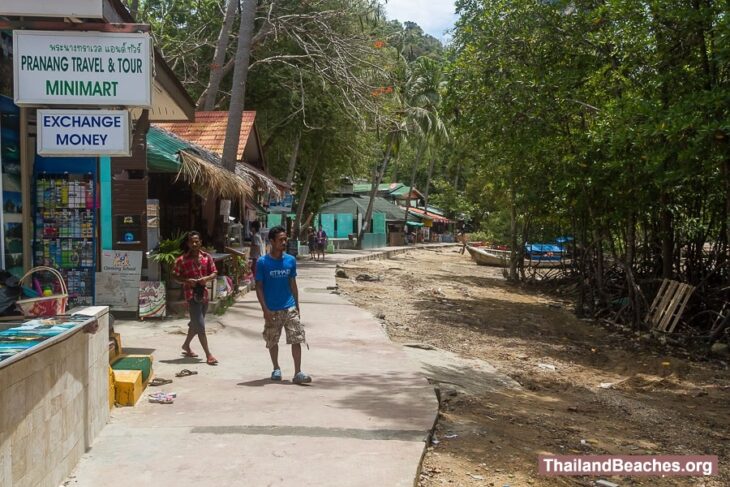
[269,344,280,370]
[198,331,213,358]
[291,343,301,374]
[182,325,196,353]
[190,301,216,362]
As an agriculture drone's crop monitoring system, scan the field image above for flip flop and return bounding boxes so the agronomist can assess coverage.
[149,377,173,386]
[175,369,198,377]
[181,350,199,358]
[148,392,176,404]
[206,356,219,366]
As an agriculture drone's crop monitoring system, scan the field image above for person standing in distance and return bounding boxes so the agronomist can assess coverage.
[255,226,312,384]
[249,220,265,279]
[172,231,219,365]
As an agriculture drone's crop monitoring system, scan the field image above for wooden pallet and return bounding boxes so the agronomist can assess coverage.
[645,279,695,333]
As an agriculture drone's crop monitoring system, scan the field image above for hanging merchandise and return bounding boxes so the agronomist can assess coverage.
[0,95,23,278]
[33,157,97,307]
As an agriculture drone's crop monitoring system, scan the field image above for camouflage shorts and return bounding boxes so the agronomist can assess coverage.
[263,307,305,348]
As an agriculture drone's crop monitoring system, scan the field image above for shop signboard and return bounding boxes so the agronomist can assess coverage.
[0,1,104,18]
[37,109,131,156]
[13,30,152,107]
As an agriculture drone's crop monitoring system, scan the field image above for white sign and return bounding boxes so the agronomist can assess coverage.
[98,250,143,311]
[13,30,152,107]
[101,250,143,275]
[37,110,130,156]
[0,0,103,18]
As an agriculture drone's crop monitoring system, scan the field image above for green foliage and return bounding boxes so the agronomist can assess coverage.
[149,231,186,267]
[445,0,730,318]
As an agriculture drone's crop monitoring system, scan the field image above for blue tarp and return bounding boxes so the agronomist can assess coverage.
[525,243,564,253]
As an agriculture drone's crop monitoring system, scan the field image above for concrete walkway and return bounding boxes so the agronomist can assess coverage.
[67,247,439,487]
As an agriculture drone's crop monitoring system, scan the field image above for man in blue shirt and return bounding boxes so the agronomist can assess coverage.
[255,226,312,384]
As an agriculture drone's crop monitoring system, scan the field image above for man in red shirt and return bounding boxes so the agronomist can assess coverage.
[172,231,219,365]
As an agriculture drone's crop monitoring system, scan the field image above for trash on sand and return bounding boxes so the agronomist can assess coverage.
[599,382,614,389]
[431,437,440,445]
[467,473,484,480]
[595,480,619,487]
[356,273,382,282]
[444,433,459,439]
[537,363,557,371]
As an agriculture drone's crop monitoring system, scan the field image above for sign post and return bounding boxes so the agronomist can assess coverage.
[13,30,152,107]
[37,109,130,156]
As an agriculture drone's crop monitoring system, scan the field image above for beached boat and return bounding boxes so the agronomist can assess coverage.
[466,245,510,267]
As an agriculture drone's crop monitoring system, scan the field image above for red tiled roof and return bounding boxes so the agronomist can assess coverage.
[408,207,452,223]
[155,111,256,160]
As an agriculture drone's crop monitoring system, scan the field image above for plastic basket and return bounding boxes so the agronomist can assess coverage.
[16,266,69,317]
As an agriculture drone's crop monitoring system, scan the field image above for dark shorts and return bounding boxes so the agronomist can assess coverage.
[316,242,326,251]
[188,300,208,332]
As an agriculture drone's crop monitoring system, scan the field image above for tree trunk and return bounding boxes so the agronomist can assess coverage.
[509,182,518,281]
[128,0,139,18]
[285,131,301,187]
[402,142,425,230]
[200,0,238,110]
[422,154,436,214]
[660,192,674,279]
[293,162,316,239]
[357,135,393,248]
[221,0,257,171]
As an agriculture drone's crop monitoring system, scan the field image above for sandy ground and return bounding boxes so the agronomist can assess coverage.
[336,247,729,487]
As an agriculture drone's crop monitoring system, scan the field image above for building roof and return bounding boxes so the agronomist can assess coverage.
[408,207,453,223]
[351,182,423,200]
[320,196,420,222]
[155,111,256,161]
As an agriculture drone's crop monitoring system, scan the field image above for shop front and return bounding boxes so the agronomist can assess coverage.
[0,1,194,313]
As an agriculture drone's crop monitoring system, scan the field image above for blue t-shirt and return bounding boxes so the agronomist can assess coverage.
[255,253,297,311]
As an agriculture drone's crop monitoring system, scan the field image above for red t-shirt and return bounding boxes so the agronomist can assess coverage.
[172,251,217,302]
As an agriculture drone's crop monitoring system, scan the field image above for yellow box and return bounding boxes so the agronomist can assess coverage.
[108,366,116,409]
[109,333,122,363]
[113,369,143,406]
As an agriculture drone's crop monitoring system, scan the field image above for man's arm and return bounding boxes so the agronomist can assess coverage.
[290,277,300,316]
[256,284,272,321]
[172,259,195,286]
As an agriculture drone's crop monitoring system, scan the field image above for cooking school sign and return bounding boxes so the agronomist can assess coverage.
[13,30,152,107]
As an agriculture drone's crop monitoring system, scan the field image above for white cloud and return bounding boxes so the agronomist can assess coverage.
[383,0,457,41]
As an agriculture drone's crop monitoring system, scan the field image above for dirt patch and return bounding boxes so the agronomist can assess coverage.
[337,248,729,486]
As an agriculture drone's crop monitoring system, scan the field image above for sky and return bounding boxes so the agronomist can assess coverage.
[382,0,458,43]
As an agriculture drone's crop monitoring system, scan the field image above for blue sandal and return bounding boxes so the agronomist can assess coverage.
[271,369,282,381]
[293,372,312,384]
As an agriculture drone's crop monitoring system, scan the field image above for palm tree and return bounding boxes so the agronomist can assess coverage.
[401,57,448,229]
[356,56,448,248]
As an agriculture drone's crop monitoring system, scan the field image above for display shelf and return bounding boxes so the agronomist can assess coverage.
[33,170,96,307]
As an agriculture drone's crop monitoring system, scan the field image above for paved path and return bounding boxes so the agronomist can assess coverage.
[67,248,438,487]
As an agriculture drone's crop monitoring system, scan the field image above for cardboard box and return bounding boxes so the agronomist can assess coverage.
[113,369,143,406]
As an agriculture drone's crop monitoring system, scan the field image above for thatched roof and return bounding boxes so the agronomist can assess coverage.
[150,125,254,199]
[177,151,253,200]
[236,162,283,199]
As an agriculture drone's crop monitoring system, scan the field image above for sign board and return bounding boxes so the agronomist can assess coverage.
[13,30,152,107]
[102,249,142,274]
[37,109,130,156]
[0,0,104,18]
[115,215,142,244]
[97,250,143,311]
[139,281,166,319]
